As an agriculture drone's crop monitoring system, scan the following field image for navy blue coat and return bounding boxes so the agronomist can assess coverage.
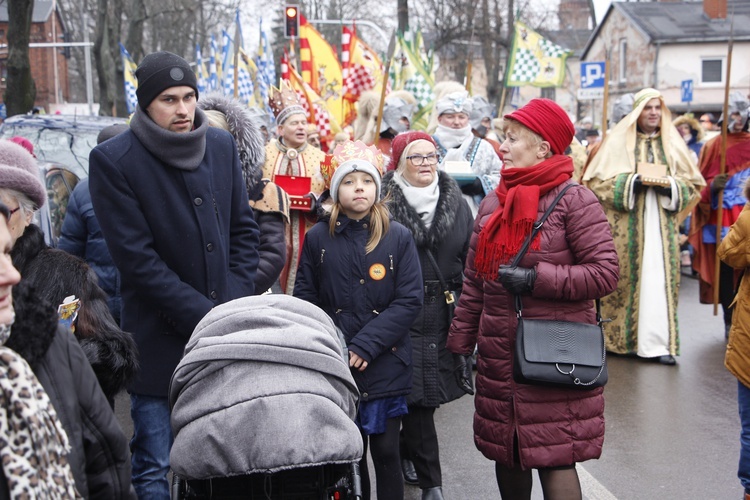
[89,127,260,396]
[58,178,122,323]
[294,215,423,401]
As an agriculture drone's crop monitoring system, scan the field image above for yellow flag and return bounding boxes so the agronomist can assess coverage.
[299,14,347,125]
[506,21,572,87]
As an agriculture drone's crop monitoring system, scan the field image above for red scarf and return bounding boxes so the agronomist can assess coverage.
[475,155,573,280]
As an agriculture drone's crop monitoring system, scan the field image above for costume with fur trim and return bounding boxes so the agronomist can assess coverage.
[383,170,473,407]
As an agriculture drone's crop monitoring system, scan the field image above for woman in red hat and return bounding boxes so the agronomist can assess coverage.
[446,99,620,499]
[383,131,474,500]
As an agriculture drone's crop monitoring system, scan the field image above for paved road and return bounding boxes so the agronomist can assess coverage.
[116,274,742,499]
[410,274,741,499]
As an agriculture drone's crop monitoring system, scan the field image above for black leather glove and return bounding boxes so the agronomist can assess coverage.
[498,265,536,294]
[452,353,474,395]
[654,185,672,199]
[461,177,485,196]
[632,176,646,193]
[712,173,729,194]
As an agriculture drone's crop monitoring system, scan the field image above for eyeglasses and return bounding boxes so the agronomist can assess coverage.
[406,153,440,166]
[8,207,20,217]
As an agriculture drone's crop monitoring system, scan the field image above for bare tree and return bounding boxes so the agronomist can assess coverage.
[4,0,36,116]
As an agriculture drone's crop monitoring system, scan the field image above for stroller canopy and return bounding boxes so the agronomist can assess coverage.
[169,295,362,480]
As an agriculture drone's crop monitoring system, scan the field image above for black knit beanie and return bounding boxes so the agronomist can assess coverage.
[135,51,199,110]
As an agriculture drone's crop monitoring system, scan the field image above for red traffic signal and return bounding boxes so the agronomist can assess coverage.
[284,5,300,38]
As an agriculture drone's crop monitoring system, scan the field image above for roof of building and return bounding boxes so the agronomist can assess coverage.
[0,0,56,24]
[541,28,593,58]
[583,0,750,58]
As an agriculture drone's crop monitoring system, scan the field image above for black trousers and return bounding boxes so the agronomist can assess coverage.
[720,261,737,326]
[401,406,441,488]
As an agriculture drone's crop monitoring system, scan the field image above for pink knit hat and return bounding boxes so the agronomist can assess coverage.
[0,139,46,208]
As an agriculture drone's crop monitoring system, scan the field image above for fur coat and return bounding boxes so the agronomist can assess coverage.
[198,93,288,293]
[383,171,474,406]
[11,225,138,401]
[5,282,135,499]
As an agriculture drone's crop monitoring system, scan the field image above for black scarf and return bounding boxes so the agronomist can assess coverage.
[130,106,209,171]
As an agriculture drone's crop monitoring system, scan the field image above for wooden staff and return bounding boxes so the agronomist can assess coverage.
[374,32,396,144]
[233,22,241,99]
[713,24,734,315]
[601,57,610,140]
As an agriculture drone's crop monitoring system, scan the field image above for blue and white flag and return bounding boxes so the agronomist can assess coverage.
[195,44,207,95]
[208,35,220,92]
[255,18,276,115]
[119,43,138,114]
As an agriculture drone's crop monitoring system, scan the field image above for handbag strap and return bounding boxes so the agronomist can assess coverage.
[425,249,455,305]
[509,183,575,268]
[509,184,602,322]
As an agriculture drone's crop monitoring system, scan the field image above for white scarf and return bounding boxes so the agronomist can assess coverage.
[434,124,473,149]
[394,172,440,228]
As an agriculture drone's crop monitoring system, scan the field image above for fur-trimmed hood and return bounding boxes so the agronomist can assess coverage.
[673,114,706,144]
[383,170,464,250]
[198,93,266,195]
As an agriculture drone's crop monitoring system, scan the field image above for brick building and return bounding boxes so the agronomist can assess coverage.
[0,0,69,112]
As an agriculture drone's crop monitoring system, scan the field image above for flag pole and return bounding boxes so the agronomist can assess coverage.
[233,14,241,98]
[497,18,516,117]
[374,31,397,146]
[601,55,610,141]
[713,15,734,315]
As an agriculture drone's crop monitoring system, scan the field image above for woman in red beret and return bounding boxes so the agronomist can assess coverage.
[446,99,620,499]
[383,131,475,500]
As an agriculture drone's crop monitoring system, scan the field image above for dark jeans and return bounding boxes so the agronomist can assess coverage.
[738,381,750,493]
[130,393,173,500]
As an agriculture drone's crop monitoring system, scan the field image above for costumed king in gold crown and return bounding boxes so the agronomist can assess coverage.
[263,81,326,294]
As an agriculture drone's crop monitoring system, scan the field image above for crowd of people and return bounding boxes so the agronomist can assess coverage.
[0,46,749,500]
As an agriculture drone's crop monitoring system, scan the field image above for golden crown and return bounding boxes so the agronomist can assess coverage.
[269,80,305,124]
[321,140,384,188]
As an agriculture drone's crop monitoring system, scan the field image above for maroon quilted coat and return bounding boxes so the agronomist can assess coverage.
[447,180,619,469]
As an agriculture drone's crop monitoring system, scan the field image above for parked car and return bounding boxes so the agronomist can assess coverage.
[0,114,128,246]
[0,114,127,177]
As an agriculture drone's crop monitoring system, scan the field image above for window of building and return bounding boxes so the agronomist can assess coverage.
[541,87,556,100]
[619,38,627,83]
[702,58,723,84]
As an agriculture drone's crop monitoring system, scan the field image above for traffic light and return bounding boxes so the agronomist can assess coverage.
[284,5,300,38]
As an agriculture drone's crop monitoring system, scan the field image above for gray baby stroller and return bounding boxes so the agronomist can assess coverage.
[169,295,363,499]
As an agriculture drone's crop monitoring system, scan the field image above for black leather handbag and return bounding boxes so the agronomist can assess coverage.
[509,184,608,390]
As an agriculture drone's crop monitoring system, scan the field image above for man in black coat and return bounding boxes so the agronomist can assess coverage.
[89,51,260,499]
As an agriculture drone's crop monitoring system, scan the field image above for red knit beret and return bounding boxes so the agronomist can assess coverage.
[504,98,575,155]
[385,131,437,171]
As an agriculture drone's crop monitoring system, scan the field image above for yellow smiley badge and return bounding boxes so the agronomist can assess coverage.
[369,263,387,281]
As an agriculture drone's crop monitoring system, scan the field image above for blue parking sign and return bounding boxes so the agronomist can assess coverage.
[681,80,693,103]
[581,62,606,88]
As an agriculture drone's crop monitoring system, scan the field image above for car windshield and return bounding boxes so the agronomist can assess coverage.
[0,125,97,178]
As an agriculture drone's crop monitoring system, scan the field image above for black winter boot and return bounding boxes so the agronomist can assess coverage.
[422,486,444,500]
[401,458,418,485]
